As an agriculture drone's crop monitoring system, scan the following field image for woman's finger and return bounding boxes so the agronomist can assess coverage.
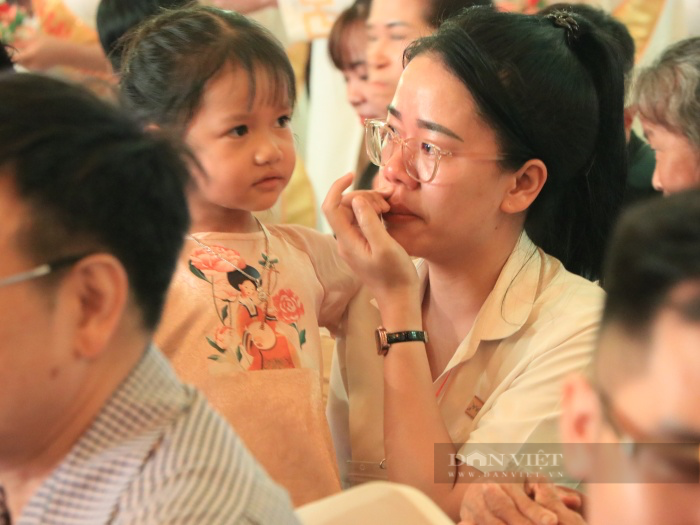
[323,173,370,253]
[352,196,390,248]
[322,172,354,211]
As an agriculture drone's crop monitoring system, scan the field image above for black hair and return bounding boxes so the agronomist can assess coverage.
[328,0,371,70]
[602,188,700,336]
[0,73,190,330]
[423,0,493,27]
[96,0,192,72]
[405,7,627,280]
[120,5,296,133]
[227,266,261,291]
[540,4,635,78]
[1,41,14,71]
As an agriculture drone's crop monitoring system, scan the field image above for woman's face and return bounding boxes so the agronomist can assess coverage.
[341,22,385,124]
[366,0,433,116]
[641,118,700,195]
[379,54,518,260]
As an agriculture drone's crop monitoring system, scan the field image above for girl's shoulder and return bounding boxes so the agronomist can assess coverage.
[266,224,339,257]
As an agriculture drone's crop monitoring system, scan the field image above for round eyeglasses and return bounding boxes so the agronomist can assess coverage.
[364,119,504,183]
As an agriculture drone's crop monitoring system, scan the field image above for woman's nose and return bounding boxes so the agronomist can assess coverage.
[380,143,420,189]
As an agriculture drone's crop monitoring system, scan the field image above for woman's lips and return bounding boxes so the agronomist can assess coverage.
[384,202,419,222]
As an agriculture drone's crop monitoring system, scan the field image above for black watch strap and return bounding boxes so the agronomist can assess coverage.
[376,326,428,356]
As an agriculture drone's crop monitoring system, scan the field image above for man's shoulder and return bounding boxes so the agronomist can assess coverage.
[119,387,299,524]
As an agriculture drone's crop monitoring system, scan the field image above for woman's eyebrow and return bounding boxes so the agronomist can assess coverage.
[388,106,402,120]
[388,106,463,141]
[417,119,464,142]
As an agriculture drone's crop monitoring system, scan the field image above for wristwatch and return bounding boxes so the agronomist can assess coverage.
[375,326,429,356]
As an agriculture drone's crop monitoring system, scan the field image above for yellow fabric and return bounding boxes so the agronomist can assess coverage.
[613,0,667,62]
[32,0,97,44]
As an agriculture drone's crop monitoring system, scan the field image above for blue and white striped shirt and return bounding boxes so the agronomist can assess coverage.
[1,346,299,525]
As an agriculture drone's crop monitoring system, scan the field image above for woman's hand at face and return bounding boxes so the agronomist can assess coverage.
[323,173,420,308]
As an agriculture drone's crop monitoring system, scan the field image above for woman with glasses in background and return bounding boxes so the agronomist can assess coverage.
[323,6,627,520]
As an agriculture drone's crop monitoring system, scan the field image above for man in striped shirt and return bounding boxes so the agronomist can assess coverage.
[0,73,299,525]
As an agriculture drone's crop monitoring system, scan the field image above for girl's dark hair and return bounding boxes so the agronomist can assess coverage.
[423,0,493,27]
[405,7,627,280]
[97,0,192,72]
[120,5,296,132]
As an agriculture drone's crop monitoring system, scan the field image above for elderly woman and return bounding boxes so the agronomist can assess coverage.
[635,36,700,195]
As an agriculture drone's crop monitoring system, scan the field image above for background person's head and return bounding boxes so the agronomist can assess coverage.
[97,0,192,73]
[634,37,700,195]
[366,0,492,115]
[560,190,700,525]
[328,0,384,123]
[0,73,190,460]
[120,5,297,215]
[390,7,626,280]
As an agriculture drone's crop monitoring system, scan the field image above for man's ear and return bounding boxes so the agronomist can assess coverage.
[560,373,604,478]
[67,254,129,360]
[500,159,547,215]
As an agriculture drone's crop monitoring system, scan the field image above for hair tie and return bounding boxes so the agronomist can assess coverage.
[546,11,580,45]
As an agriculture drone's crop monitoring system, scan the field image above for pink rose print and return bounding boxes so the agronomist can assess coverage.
[273,289,305,324]
[190,245,246,273]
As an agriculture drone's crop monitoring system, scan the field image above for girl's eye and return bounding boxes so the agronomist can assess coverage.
[229,125,248,137]
[277,115,292,128]
[389,34,409,41]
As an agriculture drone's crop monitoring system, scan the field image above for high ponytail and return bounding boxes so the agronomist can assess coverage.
[405,6,627,281]
[541,10,627,281]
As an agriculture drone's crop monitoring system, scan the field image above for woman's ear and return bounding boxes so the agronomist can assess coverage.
[500,159,547,214]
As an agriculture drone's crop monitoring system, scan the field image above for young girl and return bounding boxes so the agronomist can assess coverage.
[119,5,370,505]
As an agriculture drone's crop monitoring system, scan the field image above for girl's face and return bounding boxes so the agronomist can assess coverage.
[640,118,700,195]
[379,55,518,260]
[341,23,384,124]
[366,0,433,115]
[185,64,295,213]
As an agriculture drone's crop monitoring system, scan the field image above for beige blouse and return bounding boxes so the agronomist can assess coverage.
[328,233,604,486]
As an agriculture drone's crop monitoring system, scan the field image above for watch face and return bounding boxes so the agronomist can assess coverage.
[375,327,388,355]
